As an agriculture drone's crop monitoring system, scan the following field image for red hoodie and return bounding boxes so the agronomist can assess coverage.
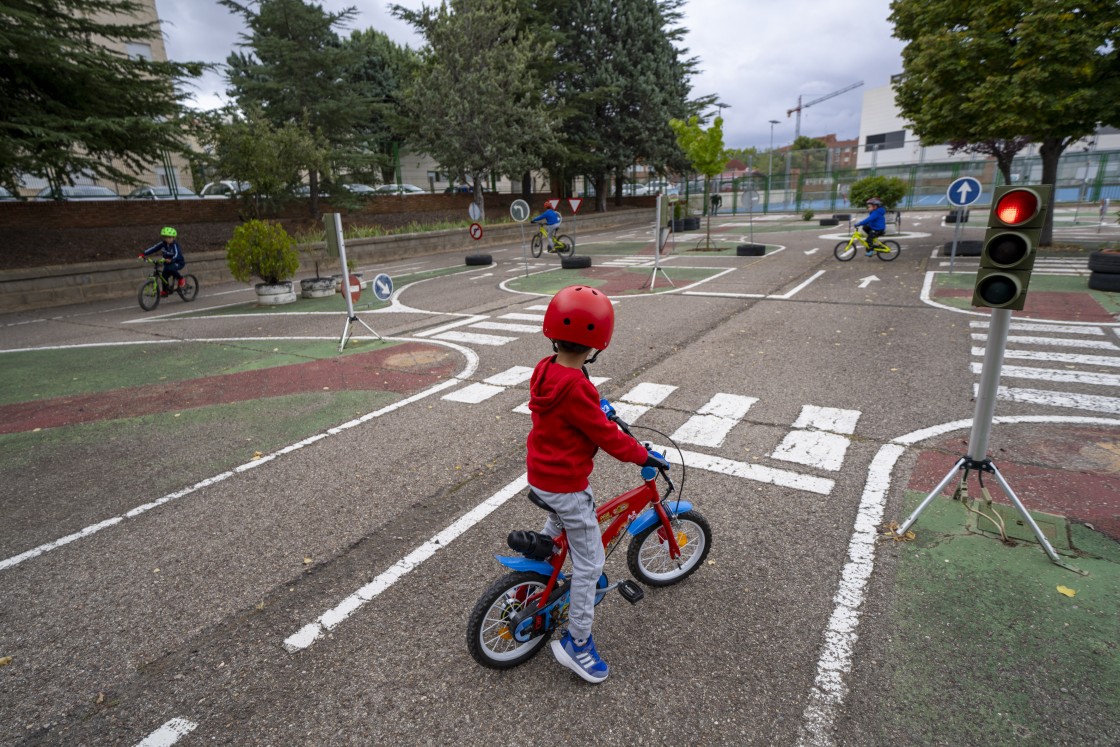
[526,355,649,492]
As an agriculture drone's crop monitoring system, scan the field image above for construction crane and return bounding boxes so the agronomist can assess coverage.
[787,81,864,141]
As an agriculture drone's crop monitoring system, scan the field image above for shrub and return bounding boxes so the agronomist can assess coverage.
[849,176,909,209]
[802,209,815,221]
[226,219,300,285]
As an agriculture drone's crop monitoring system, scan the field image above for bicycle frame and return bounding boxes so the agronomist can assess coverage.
[496,472,691,642]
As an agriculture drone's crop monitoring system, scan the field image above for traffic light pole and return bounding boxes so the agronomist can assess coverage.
[895,308,1080,573]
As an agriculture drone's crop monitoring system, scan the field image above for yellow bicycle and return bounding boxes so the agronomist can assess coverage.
[530,224,575,258]
[834,230,901,262]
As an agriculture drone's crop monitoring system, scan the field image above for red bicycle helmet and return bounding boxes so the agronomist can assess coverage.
[542,285,614,350]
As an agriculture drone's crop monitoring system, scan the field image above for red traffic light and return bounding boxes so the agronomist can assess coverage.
[993,189,1040,226]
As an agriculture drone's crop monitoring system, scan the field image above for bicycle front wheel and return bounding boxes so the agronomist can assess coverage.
[530,234,543,258]
[466,571,551,669]
[138,279,160,311]
[834,240,857,261]
[177,274,199,301]
[876,240,901,261]
[556,235,575,257]
[626,509,712,587]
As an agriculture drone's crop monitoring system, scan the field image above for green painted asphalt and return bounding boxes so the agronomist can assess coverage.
[869,491,1119,745]
[933,270,1120,315]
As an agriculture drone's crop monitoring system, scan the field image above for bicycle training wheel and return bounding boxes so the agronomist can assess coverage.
[556,235,575,257]
[834,240,857,261]
[876,240,901,261]
[626,509,712,587]
[177,274,199,301]
[138,279,161,311]
[466,571,551,669]
[530,234,544,258]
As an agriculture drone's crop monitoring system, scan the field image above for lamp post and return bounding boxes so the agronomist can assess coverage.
[767,119,779,213]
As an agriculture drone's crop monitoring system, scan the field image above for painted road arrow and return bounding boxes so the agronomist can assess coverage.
[858,275,880,289]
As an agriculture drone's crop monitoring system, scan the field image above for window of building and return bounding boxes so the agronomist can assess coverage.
[865,130,906,152]
[126,42,153,61]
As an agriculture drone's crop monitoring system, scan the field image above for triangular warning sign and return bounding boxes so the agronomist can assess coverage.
[567,198,583,214]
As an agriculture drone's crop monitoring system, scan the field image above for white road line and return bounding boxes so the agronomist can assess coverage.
[792,405,861,435]
[670,393,757,447]
[797,415,1120,747]
[499,313,545,322]
[469,321,540,333]
[969,320,1105,336]
[0,338,478,573]
[483,366,534,386]
[412,315,488,338]
[977,384,1120,414]
[667,449,835,495]
[283,474,529,652]
[972,347,1120,368]
[771,431,852,471]
[971,333,1118,351]
[442,383,505,403]
[613,382,678,425]
[134,718,197,747]
[432,331,516,346]
[971,362,1120,387]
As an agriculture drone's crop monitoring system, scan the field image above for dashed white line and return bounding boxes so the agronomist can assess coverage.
[134,718,197,747]
[670,393,757,447]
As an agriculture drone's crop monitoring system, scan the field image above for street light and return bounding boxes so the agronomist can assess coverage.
[768,119,779,212]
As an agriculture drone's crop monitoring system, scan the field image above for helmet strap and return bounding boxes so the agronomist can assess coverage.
[586,349,602,364]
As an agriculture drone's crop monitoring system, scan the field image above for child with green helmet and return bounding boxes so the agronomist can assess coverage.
[139,227,186,295]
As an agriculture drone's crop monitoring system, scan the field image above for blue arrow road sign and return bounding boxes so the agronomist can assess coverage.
[372,273,393,302]
[947,177,982,207]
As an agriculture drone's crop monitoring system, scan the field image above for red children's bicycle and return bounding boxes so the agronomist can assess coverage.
[466,400,712,670]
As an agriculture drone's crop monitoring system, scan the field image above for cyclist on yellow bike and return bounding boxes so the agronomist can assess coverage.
[531,206,563,251]
[855,197,887,256]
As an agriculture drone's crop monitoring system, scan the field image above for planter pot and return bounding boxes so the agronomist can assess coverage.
[300,277,336,298]
[255,281,297,305]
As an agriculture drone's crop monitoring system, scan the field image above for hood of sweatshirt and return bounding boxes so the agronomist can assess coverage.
[528,357,586,416]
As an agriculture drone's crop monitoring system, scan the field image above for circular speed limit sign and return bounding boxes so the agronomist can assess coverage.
[469,222,483,240]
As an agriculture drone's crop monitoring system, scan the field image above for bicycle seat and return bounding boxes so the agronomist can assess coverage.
[526,489,553,512]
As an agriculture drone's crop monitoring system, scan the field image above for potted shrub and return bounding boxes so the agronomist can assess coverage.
[226,219,301,305]
[300,238,337,298]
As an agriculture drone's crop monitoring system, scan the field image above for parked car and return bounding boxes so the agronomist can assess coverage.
[126,185,200,200]
[341,183,377,195]
[199,180,250,198]
[622,183,650,196]
[0,186,17,201]
[373,183,426,196]
[292,184,331,198]
[36,185,120,201]
[646,180,680,196]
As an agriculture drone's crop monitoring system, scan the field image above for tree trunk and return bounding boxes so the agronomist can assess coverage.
[594,173,607,213]
[1038,137,1065,246]
[521,171,532,200]
[309,169,320,219]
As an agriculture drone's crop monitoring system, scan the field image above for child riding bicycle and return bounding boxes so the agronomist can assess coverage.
[855,197,887,255]
[139,226,186,295]
[530,206,563,251]
[526,285,669,683]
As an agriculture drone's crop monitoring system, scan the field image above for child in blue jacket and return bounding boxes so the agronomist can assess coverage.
[855,198,886,255]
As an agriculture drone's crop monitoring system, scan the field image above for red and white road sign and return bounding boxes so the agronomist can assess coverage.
[469,222,483,240]
[543,198,560,210]
[567,197,583,214]
[347,274,362,303]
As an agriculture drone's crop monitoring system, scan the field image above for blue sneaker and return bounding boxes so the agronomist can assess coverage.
[551,632,609,683]
[865,249,875,257]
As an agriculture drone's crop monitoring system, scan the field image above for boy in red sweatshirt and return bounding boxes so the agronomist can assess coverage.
[527,285,668,683]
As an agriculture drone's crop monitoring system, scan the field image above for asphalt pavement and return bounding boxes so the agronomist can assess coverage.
[0,211,1117,746]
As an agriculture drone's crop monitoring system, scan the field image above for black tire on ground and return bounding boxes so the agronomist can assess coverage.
[833,214,851,221]
[1088,271,1120,292]
[465,254,492,266]
[683,216,701,231]
[945,210,970,223]
[561,255,592,269]
[819,218,839,226]
[941,240,984,256]
[1087,250,1120,274]
[736,244,765,256]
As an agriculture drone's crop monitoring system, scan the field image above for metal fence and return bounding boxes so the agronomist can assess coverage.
[669,147,1120,216]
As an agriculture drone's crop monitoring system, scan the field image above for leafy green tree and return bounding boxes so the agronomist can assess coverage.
[222,0,374,215]
[947,138,1031,186]
[789,136,828,176]
[392,0,553,221]
[670,115,727,245]
[0,0,205,195]
[890,0,1120,244]
[849,175,909,210]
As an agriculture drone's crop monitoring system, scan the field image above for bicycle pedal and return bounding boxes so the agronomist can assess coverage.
[618,579,644,604]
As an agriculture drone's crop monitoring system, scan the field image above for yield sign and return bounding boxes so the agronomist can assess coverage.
[543,198,560,210]
[567,197,583,214]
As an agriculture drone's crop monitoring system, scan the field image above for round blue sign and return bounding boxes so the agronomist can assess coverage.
[947,177,982,207]
[372,273,393,302]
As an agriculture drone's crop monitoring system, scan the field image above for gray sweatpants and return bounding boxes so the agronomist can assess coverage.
[530,485,603,643]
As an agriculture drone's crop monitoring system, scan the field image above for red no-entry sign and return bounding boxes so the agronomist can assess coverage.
[469,222,483,240]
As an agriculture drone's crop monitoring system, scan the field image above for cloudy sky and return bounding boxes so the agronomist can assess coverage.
[154,0,907,151]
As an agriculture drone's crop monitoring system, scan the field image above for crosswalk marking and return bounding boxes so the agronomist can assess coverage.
[613,382,678,424]
[972,362,1120,387]
[791,404,861,435]
[972,347,1120,368]
[483,366,534,386]
[770,405,862,471]
[469,321,541,333]
[665,448,834,495]
[969,320,1105,336]
[441,366,534,404]
[432,330,517,346]
[670,393,757,447]
[971,333,1118,351]
[499,313,545,322]
[976,385,1120,415]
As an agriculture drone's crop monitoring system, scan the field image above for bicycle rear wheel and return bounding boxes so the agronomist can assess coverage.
[834,240,857,261]
[876,240,901,261]
[556,235,575,257]
[138,279,160,311]
[177,274,199,301]
[530,234,543,258]
[466,571,552,669]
